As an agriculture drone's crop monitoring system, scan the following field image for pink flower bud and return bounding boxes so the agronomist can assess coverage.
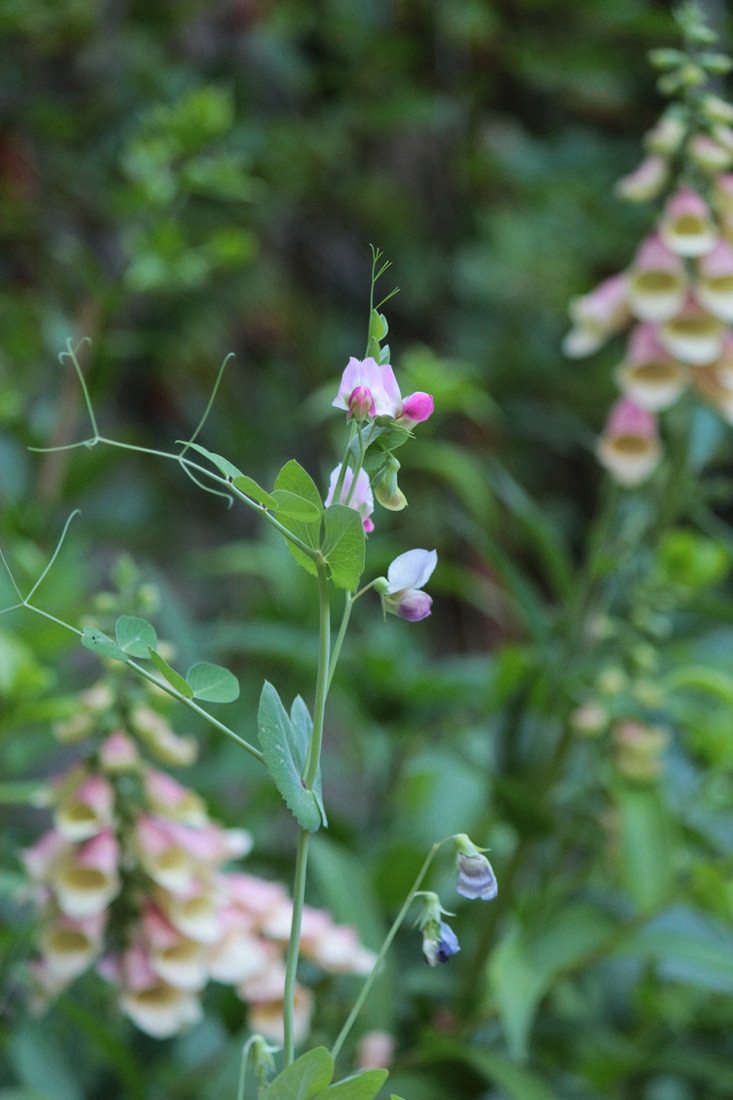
[347,385,375,421]
[77,831,119,875]
[615,155,668,202]
[99,730,138,772]
[400,391,434,424]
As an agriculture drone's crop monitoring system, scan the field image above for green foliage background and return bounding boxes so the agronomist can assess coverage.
[3,1,733,1097]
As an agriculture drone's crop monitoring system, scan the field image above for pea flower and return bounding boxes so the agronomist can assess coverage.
[383,548,437,622]
[332,356,434,426]
[325,464,375,533]
[416,893,460,967]
[454,834,498,901]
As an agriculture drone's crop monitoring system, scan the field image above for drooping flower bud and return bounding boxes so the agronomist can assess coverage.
[615,156,668,203]
[383,548,437,622]
[374,455,407,511]
[454,834,498,901]
[563,274,630,358]
[644,110,686,156]
[417,893,460,967]
[689,133,732,174]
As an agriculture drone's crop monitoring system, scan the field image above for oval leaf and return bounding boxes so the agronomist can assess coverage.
[233,474,277,509]
[186,661,240,703]
[150,650,193,698]
[115,615,157,658]
[272,489,323,522]
[322,504,365,590]
[257,682,321,832]
[178,441,243,481]
[80,628,126,662]
[263,1046,333,1100]
[273,459,323,577]
[315,1069,388,1099]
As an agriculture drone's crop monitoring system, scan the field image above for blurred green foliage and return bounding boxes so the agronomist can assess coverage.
[4,1,733,1098]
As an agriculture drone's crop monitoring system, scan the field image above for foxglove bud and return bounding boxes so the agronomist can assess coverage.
[454,834,498,901]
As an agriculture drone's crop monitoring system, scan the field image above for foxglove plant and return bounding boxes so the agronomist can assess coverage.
[5,248,496,1095]
[564,2,733,487]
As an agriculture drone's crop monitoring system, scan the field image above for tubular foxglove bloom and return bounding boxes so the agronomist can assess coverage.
[627,235,687,323]
[563,274,629,358]
[689,134,733,174]
[383,548,437,622]
[596,398,661,487]
[660,188,718,257]
[325,464,375,533]
[658,297,724,365]
[616,324,688,411]
[696,239,733,321]
[615,155,668,202]
[454,834,498,901]
[644,111,686,156]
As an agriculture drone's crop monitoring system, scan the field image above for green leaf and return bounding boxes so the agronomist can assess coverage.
[80,627,126,662]
[263,1047,333,1100]
[291,695,326,826]
[232,474,277,509]
[315,1069,388,1099]
[489,905,614,1059]
[257,682,321,832]
[273,460,323,576]
[322,504,365,590]
[617,784,673,911]
[272,489,323,522]
[178,440,243,481]
[115,615,157,658]
[150,650,193,697]
[186,661,240,703]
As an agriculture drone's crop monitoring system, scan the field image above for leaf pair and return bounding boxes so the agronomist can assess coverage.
[81,615,239,703]
[262,1046,387,1099]
[257,683,326,832]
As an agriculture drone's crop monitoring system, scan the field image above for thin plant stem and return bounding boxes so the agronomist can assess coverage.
[331,838,451,1062]
[327,592,353,691]
[282,829,311,1065]
[25,510,82,602]
[59,337,99,438]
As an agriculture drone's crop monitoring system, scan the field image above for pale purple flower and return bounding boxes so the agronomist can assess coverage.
[384,548,437,622]
[454,834,498,901]
[325,465,375,533]
[332,357,402,418]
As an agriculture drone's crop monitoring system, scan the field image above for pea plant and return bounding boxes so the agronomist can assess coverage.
[2,249,496,1098]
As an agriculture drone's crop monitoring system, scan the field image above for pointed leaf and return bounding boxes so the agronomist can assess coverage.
[263,1046,333,1099]
[315,1069,388,1099]
[186,661,240,703]
[232,474,277,509]
[150,650,193,698]
[257,682,321,832]
[291,695,327,827]
[178,441,243,481]
[81,628,126,662]
[115,615,157,658]
[272,490,323,522]
[273,460,323,576]
[322,504,365,590]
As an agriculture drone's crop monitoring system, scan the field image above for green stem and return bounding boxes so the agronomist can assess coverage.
[327,592,353,692]
[282,829,311,1065]
[331,838,450,1063]
[283,562,331,1064]
[332,422,357,507]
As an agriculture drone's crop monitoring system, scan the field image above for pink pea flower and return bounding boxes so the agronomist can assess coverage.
[384,548,438,622]
[325,465,375,533]
[399,391,434,426]
[596,397,661,487]
[332,357,402,418]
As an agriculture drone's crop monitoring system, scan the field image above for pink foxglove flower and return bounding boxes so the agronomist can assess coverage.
[659,297,724,365]
[660,188,718,257]
[689,134,732,175]
[596,398,661,487]
[615,155,668,202]
[384,548,437,622]
[696,239,733,322]
[563,273,629,358]
[616,324,688,411]
[99,730,138,772]
[55,773,115,842]
[627,235,687,323]
[325,464,375,533]
[644,111,686,156]
[332,356,402,418]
